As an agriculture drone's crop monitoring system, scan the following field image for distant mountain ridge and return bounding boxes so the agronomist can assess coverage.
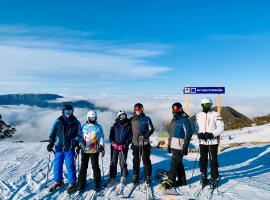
[212,106,254,130]
[0,94,108,111]
[0,114,16,139]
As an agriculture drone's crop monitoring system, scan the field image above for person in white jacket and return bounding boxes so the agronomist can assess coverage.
[194,98,224,188]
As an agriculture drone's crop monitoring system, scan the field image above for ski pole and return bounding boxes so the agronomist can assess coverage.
[101,154,104,183]
[208,140,213,162]
[45,151,53,188]
[77,151,80,178]
[189,145,200,188]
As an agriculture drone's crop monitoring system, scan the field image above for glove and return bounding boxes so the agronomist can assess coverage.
[205,132,214,140]
[99,145,105,157]
[167,145,171,153]
[138,136,144,142]
[76,147,81,155]
[72,140,79,148]
[182,147,188,156]
[197,133,206,140]
[47,143,54,152]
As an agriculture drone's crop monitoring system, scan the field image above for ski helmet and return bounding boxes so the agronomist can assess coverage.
[201,98,212,113]
[117,110,127,121]
[62,104,74,116]
[134,103,144,115]
[172,102,183,114]
[87,110,97,123]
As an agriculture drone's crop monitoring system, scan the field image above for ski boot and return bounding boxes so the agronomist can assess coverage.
[49,181,64,192]
[67,184,77,194]
[93,181,100,191]
[210,177,220,189]
[120,176,126,184]
[200,174,208,187]
[107,178,115,187]
[145,176,151,185]
[132,175,139,185]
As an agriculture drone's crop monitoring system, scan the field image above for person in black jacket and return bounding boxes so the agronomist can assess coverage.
[131,103,154,185]
[107,111,132,186]
[161,102,192,190]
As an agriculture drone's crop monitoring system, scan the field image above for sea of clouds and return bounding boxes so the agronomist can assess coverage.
[1,95,270,142]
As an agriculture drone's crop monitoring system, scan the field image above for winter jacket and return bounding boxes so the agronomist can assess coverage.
[193,110,224,145]
[131,113,154,146]
[79,122,104,154]
[109,119,133,149]
[168,113,193,150]
[49,115,81,152]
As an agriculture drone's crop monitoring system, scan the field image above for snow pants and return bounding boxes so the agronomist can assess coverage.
[168,148,187,186]
[133,144,152,178]
[78,152,101,188]
[54,149,76,185]
[199,144,219,181]
[109,146,128,179]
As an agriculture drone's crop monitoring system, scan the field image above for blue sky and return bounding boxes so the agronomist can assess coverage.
[0,0,270,96]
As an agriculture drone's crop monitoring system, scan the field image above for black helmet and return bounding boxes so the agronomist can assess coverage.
[62,104,74,114]
[172,102,182,114]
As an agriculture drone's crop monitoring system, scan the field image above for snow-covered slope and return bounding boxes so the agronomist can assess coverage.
[1,124,270,200]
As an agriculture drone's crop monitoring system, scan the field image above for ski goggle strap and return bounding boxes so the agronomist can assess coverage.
[64,110,73,115]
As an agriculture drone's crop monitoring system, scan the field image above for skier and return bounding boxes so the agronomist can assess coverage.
[77,110,105,192]
[47,105,81,194]
[107,111,133,186]
[131,103,154,185]
[161,102,193,190]
[194,98,224,188]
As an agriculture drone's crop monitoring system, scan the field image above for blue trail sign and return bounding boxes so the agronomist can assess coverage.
[183,87,225,94]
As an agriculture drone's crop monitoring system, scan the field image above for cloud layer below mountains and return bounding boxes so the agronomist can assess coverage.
[1,95,270,142]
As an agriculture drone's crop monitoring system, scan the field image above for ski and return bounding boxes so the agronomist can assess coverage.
[162,187,178,196]
[145,183,154,200]
[207,176,222,200]
[192,184,207,199]
[175,186,191,199]
[115,183,125,196]
[114,176,127,196]
[121,183,138,198]
[88,189,97,200]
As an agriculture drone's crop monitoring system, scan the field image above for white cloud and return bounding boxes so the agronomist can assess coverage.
[0,24,171,94]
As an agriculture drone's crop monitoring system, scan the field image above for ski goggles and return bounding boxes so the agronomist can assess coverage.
[63,110,73,115]
[88,117,97,121]
[172,106,182,113]
[201,103,212,110]
[119,113,127,121]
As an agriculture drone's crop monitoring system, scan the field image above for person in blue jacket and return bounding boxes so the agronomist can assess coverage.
[47,104,81,194]
[161,102,192,190]
[77,110,105,192]
[107,111,133,186]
